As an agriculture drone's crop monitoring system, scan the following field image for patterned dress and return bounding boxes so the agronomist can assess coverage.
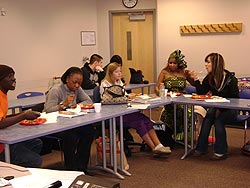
[160,76,191,140]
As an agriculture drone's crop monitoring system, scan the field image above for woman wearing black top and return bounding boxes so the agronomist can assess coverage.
[190,53,239,160]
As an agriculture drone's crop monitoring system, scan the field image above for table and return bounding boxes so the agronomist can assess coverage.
[0,161,83,188]
[125,83,156,94]
[2,104,138,179]
[83,83,156,97]
[171,96,250,159]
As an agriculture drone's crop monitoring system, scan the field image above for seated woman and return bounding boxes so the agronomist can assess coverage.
[100,62,171,155]
[189,53,239,160]
[155,49,206,140]
[44,67,95,172]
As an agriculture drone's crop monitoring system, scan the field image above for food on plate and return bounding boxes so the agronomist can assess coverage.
[80,104,94,109]
[58,111,75,115]
[20,118,47,126]
[191,94,212,100]
[167,92,182,96]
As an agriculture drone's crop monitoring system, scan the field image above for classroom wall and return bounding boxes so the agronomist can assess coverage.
[157,0,250,79]
[0,0,98,99]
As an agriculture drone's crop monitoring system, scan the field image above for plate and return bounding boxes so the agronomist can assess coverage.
[20,118,47,126]
[191,95,212,100]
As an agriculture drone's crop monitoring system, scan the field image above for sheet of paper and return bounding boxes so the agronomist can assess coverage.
[205,98,230,102]
[129,104,150,109]
[10,168,83,188]
[40,112,58,124]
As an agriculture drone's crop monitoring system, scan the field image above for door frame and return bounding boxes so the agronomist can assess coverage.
[109,9,157,82]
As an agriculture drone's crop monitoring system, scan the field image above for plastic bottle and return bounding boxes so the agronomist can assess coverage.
[159,83,165,99]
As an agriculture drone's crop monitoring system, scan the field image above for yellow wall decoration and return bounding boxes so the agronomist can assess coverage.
[180,22,242,35]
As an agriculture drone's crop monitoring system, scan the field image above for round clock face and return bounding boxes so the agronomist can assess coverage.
[122,0,138,8]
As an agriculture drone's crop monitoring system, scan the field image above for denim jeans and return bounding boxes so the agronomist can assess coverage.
[0,139,42,167]
[196,108,237,155]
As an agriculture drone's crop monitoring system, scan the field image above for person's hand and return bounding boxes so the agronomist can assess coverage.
[65,94,75,106]
[189,71,199,81]
[23,110,40,120]
[95,65,104,72]
[70,104,77,109]
[128,93,136,99]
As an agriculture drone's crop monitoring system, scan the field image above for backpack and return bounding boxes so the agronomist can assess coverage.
[129,68,144,84]
[241,140,250,156]
[152,121,175,149]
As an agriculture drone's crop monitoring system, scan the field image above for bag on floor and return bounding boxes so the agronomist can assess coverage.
[153,121,175,149]
[96,137,129,170]
[241,140,250,156]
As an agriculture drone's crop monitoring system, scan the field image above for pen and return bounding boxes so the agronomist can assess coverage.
[43,180,62,188]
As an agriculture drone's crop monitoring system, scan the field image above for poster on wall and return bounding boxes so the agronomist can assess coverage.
[81,31,96,46]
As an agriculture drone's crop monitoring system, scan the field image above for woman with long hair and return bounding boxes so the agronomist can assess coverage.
[190,53,239,160]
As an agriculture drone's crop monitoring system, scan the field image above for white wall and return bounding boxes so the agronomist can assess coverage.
[0,0,98,99]
[157,0,250,78]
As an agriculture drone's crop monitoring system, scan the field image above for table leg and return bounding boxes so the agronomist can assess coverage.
[118,116,131,176]
[4,144,10,163]
[111,117,124,179]
[93,120,124,179]
[181,104,194,159]
[141,87,145,95]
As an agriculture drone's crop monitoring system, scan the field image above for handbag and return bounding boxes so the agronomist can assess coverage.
[101,85,128,104]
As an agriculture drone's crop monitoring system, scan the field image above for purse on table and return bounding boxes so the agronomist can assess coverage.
[101,85,128,104]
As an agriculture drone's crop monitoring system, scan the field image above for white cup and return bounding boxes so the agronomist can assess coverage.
[164,89,168,97]
[94,103,102,113]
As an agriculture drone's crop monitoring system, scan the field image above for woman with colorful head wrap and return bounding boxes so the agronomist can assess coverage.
[155,50,204,141]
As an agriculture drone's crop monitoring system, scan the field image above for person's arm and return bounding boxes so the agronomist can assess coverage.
[194,76,210,95]
[81,68,97,89]
[97,71,105,85]
[226,76,239,98]
[0,110,40,129]
[155,70,165,95]
[43,87,61,113]
[185,69,195,86]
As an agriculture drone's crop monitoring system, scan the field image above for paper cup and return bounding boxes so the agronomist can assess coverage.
[94,103,102,113]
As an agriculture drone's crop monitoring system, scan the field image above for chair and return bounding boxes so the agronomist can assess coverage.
[17,91,64,162]
[185,85,197,94]
[92,86,145,157]
[233,88,250,146]
[17,91,44,99]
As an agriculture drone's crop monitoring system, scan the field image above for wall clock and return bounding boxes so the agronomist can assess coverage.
[122,0,138,8]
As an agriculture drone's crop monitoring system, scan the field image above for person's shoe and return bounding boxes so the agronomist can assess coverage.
[209,153,227,161]
[153,146,171,154]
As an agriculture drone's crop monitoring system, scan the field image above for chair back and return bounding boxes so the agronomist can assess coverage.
[17,92,44,99]
[92,86,101,103]
[239,88,250,99]
[185,85,196,94]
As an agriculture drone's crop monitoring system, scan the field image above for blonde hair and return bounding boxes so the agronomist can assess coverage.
[103,62,121,85]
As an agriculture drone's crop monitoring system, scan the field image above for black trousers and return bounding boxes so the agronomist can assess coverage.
[60,124,95,172]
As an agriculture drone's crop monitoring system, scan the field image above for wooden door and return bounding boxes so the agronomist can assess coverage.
[111,11,155,86]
